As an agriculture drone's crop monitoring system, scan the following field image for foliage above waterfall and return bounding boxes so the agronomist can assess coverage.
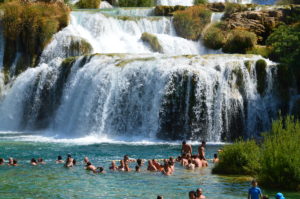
[203,22,227,50]
[75,0,101,9]
[117,0,155,7]
[0,0,70,76]
[213,115,300,191]
[223,29,257,54]
[173,5,212,40]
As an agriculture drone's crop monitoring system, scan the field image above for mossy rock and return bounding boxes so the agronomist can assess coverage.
[141,32,163,53]
[244,60,255,73]
[255,59,267,95]
[223,29,257,54]
[75,0,101,8]
[65,37,93,57]
[154,5,187,16]
[116,57,155,67]
[203,22,227,50]
[173,5,212,40]
[232,67,244,89]
[117,0,155,7]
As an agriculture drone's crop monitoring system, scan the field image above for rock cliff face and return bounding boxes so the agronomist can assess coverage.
[225,9,285,43]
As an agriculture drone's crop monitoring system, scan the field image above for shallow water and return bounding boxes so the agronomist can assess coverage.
[0,134,299,199]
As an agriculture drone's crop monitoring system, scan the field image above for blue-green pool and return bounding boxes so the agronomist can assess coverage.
[0,134,299,199]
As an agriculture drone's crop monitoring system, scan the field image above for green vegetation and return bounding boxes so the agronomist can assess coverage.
[141,32,163,53]
[75,0,101,8]
[67,37,93,57]
[277,0,300,5]
[246,45,272,58]
[173,5,212,40]
[259,115,300,190]
[223,3,250,18]
[212,140,261,175]
[223,29,257,53]
[1,0,70,75]
[154,5,187,16]
[117,0,155,7]
[213,116,300,190]
[203,22,227,50]
[194,0,208,5]
[255,59,267,95]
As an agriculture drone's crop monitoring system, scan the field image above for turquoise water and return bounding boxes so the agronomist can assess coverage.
[0,134,299,199]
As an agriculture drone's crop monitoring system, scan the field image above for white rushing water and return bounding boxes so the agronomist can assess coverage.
[157,0,252,6]
[40,10,216,62]
[0,54,278,141]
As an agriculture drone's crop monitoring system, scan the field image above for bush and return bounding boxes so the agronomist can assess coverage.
[212,140,261,175]
[194,0,208,5]
[259,116,300,190]
[154,5,187,16]
[276,0,300,5]
[246,45,272,58]
[173,5,212,40]
[203,22,227,50]
[76,0,101,8]
[141,32,163,53]
[223,3,249,19]
[118,0,155,7]
[1,0,70,74]
[223,29,257,53]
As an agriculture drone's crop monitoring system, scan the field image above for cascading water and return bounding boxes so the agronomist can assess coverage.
[0,54,278,141]
[157,0,252,6]
[0,3,280,142]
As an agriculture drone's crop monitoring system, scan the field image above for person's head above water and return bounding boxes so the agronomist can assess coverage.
[135,165,140,172]
[182,141,186,145]
[98,167,104,172]
[67,154,71,158]
[84,157,89,163]
[137,159,142,166]
[157,196,163,199]
[189,191,196,199]
[0,158,4,164]
[196,188,203,196]
[57,156,62,160]
[31,158,37,163]
[86,162,92,166]
[214,154,218,158]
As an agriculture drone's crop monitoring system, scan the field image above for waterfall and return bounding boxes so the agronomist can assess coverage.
[157,0,252,6]
[0,54,278,141]
[0,26,4,68]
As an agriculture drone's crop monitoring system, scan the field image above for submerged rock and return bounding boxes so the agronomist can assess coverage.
[141,32,163,53]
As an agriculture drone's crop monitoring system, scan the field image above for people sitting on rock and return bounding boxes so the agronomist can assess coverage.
[182,141,192,156]
[109,161,118,171]
[31,158,38,166]
[213,153,219,163]
[56,156,64,164]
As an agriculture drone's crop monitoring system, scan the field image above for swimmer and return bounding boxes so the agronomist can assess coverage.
[37,158,46,164]
[124,163,131,172]
[137,159,143,167]
[162,163,172,176]
[189,191,197,199]
[30,158,38,166]
[83,157,89,165]
[64,155,74,168]
[96,167,105,174]
[109,161,118,171]
[196,188,206,199]
[198,141,206,159]
[135,165,140,172]
[147,160,157,172]
[0,158,5,165]
[118,160,125,171]
[73,159,76,166]
[85,162,97,172]
[199,154,208,167]
[124,155,135,164]
[213,154,219,163]
[193,155,202,168]
[12,159,18,166]
[56,156,64,164]
[157,196,163,199]
[181,141,192,156]
[181,155,189,167]
[152,159,163,171]
[186,159,195,170]
[8,157,13,166]
[176,156,182,162]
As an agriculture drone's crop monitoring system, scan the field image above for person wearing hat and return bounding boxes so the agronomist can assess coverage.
[248,179,262,199]
[275,193,285,199]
